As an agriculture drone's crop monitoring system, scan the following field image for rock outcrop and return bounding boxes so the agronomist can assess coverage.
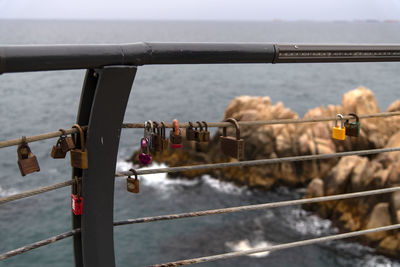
[130,86,400,256]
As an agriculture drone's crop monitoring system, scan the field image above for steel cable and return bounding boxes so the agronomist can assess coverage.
[113,186,400,226]
[1,111,400,148]
[149,224,400,266]
[116,146,400,177]
[0,229,80,261]
[0,179,76,205]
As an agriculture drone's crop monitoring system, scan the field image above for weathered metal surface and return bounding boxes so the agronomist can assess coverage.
[80,66,136,267]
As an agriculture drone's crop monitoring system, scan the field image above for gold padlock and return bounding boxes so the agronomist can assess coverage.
[332,114,346,140]
[70,124,88,169]
[127,169,139,193]
[17,136,40,176]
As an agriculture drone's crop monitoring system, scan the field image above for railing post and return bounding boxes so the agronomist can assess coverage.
[73,66,137,267]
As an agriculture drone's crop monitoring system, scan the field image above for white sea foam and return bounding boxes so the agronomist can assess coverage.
[225,239,273,257]
[202,175,246,195]
[0,185,19,197]
[289,208,337,235]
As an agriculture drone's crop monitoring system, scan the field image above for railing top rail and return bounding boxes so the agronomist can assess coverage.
[1,42,400,73]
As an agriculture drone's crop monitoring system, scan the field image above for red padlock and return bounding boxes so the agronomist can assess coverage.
[71,194,83,215]
[71,176,83,215]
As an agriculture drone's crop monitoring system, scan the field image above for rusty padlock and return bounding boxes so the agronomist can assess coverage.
[17,136,40,176]
[59,128,75,152]
[202,121,210,142]
[170,119,183,149]
[51,129,72,159]
[70,124,88,169]
[71,176,83,215]
[344,113,360,137]
[152,121,162,152]
[220,118,245,160]
[160,122,169,151]
[186,121,196,141]
[127,169,140,193]
[195,121,204,142]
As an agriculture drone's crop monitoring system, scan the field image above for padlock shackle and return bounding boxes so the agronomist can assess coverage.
[188,121,194,130]
[144,120,154,137]
[160,121,166,138]
[59,128,67,138]
[140,137,150,154]
[348,113,359,122]
[223,118,241,140]
[72,124,86,150]
[202,121,208,131]
[17,136,33,159]
[153,121,161,135]
[334,114,344,128]
[129,168,138,180]
[196,121,203,131]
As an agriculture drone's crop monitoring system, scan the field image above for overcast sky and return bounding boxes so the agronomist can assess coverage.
[0,0,399,21]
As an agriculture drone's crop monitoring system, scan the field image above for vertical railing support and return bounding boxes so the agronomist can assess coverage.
[73,66,137,267]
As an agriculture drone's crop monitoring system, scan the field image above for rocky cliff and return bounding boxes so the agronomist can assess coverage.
[130,86,400,256]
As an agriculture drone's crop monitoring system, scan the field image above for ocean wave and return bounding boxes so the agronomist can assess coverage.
[225,239,273,258]
[0,185,19,197]
[202,175,247,195]
[288,208,337,236]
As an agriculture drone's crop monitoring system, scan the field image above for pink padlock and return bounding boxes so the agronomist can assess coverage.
[138,138,152,165]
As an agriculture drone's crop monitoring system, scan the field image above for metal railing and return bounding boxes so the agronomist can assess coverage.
[1,42,400,266]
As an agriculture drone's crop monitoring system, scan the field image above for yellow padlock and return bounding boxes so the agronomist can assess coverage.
[332,114,346,140]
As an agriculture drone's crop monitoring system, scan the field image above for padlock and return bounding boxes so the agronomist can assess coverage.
[127,169,140,193]
[202,121,210,142]
[58,129,75,153]
[186,121,196,141]
[220,118,245,160]
[70,124,88,169]
[332,114,346,140]
[17,136,40,176]
[71,176,83,215]
[160,122,169,151]
[144,120,154,150]
[195,121,204,142]
[153,121,162,152]
[170,119,183,149]
[51,138,67,159]
[344,113,360,137]
[138,138,152,165]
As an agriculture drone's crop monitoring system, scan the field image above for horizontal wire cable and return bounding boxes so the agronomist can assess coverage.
[114,186,400,226]
[0,229,80,261]
[0,179,75,205]
[0,127,83,149]
[1,111,400,148]
[4,147,400,205]
[149,224,400,266]
[116,146,400,177]
[123,111,400,128]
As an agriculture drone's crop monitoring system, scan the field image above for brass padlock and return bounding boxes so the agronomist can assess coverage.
[344,113,360,137]
[17,136,40,176]
[202,121,210,142]
[220,118,244,160]
[186,121,196,141]
[70,124,88,169]
[332,114,346,140]
[170,119,183,149]
[160,122,169,151]
[58,129,75,153]
[195,121,204,142]
[127,169,139,193]
[153,121,162,152]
